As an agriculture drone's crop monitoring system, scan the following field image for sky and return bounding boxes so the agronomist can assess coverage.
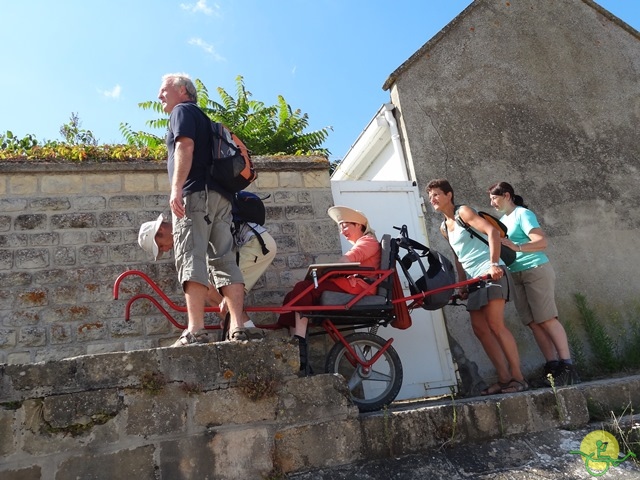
[1,0,639,162]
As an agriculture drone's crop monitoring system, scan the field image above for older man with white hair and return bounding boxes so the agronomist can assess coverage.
[155,72,247,344]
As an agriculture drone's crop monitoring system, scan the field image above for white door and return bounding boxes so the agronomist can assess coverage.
[331,180,458,400]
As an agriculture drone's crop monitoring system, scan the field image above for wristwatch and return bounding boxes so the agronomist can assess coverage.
[490,262,500,267]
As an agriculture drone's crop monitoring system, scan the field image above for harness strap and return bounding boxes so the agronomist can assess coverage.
[248,224,270,255]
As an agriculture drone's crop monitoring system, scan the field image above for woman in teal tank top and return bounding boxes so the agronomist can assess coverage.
[428,179,527,395]
[489,182,579,387]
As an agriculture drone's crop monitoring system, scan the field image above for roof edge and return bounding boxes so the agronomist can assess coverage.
[382,0,481,91]
[382,0,640,92]
[581,0,640,40]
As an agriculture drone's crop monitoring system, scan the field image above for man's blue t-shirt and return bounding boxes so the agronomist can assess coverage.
[166,102,213,196]
[500,206,548,273]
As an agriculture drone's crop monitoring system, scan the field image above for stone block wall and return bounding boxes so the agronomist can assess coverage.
[0,156,340,364]
[1,333,637,478]
[0,337,362,479]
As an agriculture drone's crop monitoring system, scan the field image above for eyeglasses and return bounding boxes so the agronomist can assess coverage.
[339,222,356,230]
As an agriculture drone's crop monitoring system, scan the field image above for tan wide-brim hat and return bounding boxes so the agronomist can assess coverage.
[328,206,369,228]
[138,214,164,261]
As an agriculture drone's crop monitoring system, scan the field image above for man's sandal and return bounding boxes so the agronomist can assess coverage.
[170,329,211,347]
[500,379,529,394]
[227,327,249,342]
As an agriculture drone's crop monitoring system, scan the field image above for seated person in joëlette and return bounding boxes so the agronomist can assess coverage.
[277,206,381,375]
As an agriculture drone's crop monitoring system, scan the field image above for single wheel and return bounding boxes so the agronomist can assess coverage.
[325,332,403,412]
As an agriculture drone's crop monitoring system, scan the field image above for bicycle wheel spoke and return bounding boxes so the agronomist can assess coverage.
[346,372,364,390]
[366,369,393,382]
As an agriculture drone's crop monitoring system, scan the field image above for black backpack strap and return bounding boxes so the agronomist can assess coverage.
[193,105,232,201]
[455,205,489,247]
[247,224,270,255]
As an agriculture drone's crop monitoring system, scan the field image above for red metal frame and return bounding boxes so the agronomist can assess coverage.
[321,319,393,372]
[113,268,489,373]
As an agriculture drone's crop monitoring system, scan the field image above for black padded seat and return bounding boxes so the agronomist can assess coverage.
[319,234,394,308]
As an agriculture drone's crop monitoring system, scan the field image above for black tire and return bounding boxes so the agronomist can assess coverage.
[325,332,403,412]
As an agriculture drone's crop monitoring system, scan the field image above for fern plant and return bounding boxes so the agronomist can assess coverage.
[1,76,331,161]
[120,75,332,156]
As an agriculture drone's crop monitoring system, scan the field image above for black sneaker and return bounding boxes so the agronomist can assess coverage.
[552,363,580,386]
[529,361,558,388]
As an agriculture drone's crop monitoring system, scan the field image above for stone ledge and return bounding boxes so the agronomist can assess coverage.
[0,155,329,174]
[1,339,639,478]
[0,336,299,402]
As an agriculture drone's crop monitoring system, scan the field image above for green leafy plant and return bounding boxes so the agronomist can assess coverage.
[618,302,640,371]
[2,75,330,162]
[564,318,586,372]
[548,375,566,423]
[574,293,620,374]
[121,75,332,156]
[0,113,166,162]
[0,130,38,151]
[438,388,458,451]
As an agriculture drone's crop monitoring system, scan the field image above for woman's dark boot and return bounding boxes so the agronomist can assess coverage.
[291,335,313,376]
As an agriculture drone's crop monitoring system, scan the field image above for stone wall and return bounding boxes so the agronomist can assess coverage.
[2,334,639,479]
[0,156,340,365]
[0,337,363,479]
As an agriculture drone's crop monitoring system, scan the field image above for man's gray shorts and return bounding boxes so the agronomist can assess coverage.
[173,190,244,290]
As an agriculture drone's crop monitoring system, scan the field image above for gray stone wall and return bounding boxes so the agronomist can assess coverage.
[1,334,638,478]
[0,337,362,479]
[0,156,340,364]
[385,0,640,377]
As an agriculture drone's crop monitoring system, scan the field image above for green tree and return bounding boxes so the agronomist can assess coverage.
[120,75,331,156]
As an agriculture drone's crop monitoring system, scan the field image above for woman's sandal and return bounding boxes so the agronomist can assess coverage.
[500,379,529,394]
[481,381,511,396]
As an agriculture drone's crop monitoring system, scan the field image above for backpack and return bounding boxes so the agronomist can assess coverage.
[232,191,266,226]
[209,122,257,194]
[231,191,270,256]
[395,226,457,310]
[194,106,257,194]
[476,211,508,238]
[452,206,516,266]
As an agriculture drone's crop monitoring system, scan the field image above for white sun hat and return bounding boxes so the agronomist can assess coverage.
[138,214,164,261]
[327,206,375,236]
